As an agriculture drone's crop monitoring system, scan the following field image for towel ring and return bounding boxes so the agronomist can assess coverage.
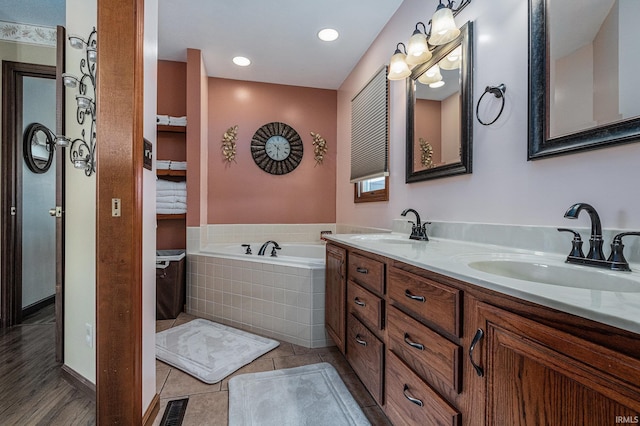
[476,84,506,126]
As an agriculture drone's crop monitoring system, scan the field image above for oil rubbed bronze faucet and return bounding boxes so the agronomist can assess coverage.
[559,203,640,271]
[401,208,429,241]
[258,240,281,257]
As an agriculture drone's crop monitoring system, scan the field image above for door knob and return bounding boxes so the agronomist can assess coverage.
[49,206,62,217]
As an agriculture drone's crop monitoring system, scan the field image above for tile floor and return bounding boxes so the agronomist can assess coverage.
[153,313,391,426]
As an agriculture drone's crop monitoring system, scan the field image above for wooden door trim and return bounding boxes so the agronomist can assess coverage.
[55,25,66,363]
[1,61,57,328]
[95,0,144,422]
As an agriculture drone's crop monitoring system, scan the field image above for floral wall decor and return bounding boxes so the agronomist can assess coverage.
[419,137,434,169]
[221,125,238,164]
[311,131,327,166]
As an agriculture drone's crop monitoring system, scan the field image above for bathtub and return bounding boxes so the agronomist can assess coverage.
[186,242,329,348]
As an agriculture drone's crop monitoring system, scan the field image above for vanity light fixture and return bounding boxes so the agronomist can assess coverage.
[318,28,339,42]
[429,80,445,88]
[233,56,251,66]
[388,0,472,79]
[417,64,443,85]
[387,42,412,80]
[439,45,462,70]
[56,27,97,176]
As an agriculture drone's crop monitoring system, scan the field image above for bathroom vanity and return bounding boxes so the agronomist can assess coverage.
[325,235,640,425]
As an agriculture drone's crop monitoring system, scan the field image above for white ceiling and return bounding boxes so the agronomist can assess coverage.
[158,0,404,90]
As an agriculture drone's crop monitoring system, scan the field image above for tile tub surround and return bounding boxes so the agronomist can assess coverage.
[186,254,328,348]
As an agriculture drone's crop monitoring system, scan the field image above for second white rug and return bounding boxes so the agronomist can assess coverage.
[156,319,279,384]
[228,362,370,426]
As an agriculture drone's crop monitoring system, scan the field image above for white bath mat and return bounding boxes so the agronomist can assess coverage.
[228,363,370,426]
[156,319,279,384]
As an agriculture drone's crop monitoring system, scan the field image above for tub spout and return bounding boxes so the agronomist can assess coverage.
[258,240,281,256]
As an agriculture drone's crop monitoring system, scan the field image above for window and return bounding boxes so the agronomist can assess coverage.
[350,66,389,203]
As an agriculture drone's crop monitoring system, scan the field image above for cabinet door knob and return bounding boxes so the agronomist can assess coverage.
[403,333,424,351]
[354,297,366,307]
[354,334,368,346]
[469,328,485,377]
[402,384,424,407]
[404,290,425,302]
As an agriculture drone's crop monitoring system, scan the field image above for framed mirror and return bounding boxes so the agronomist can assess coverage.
[406,21,473,183]
[529,0,640,159]
[23,122,55,173]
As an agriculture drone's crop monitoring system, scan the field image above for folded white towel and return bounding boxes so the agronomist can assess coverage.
[169,161,187,170]
[156,160,171,170]
[156,195,187,204]
[169,116,187,126]
[157,179,187,190]
[157,115,170,125]
[157,201,187,210]
[157,207,187,215]
[156,190,187,198]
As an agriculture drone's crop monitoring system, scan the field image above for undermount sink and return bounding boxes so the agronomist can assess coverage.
[463,254,640,293]
[349,234,421,245]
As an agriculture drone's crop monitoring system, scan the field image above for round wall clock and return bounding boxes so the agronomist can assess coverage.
[251,122,303,175]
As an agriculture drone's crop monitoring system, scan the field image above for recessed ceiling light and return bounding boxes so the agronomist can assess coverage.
[318,28,339,42]
[233,56,251,67]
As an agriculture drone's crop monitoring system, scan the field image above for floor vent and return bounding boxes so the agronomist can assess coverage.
[159,398,189,426]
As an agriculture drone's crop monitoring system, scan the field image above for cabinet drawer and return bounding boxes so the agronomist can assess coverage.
[346,314,384,406]
[385,351,460,426]
[388,306,461,393]
[348,253,384,295]
[347,280,384,331]
[389,267,460,337]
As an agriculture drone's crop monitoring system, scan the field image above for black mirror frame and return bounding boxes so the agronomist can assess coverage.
[528,0,640,160]
[406,21,473,183]
[23,122,55,174]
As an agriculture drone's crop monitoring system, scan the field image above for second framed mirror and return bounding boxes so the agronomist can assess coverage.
[406,21,473,183]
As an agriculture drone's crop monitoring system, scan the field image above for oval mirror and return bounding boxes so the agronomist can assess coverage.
[406,21,473,182]
[23,122,55,174]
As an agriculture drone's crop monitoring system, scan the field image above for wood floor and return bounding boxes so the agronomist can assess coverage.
[0,307,96,425]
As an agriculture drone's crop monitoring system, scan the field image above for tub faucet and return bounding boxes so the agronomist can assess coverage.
[562,203,605,260]
[401,208,429,241]
[258,240,281,257]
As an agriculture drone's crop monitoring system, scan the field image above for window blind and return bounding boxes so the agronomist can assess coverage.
[350,66,389,183]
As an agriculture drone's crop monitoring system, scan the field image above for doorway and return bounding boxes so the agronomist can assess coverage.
[1,59,65,362]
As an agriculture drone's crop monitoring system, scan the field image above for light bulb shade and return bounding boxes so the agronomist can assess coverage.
[55,136,71,147]
[87,46,97,63]
[439,46,462,70]
[417,64,442,84]
[73,158,88,169]
[68,34,86,49]
[388,51,411,80]
[62,73,79,89]
[406,32,432,65]
[429,5,460,46]
[76,95,93,110]
[429,80,446,88]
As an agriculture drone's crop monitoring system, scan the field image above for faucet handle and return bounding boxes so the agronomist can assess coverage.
[270,246,281,257]
[557,228,584,258]
[241,244,252,255]
[607,232,640,269]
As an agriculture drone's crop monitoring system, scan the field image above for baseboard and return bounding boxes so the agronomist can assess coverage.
[143,393,160,426]
[22,294,55,318]
[61,364,96,401]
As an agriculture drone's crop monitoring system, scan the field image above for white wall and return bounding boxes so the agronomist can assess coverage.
[64,0,96,383]
[143,0,158,415]
[336,0,640,232]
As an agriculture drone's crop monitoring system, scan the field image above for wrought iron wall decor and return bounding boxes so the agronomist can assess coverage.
[56,27,97,176]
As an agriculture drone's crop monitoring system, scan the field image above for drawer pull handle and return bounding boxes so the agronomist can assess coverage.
[355,334,368,346]
[402,384,424,407]
[354,297,366,307]
[404,290,425,302]
[403,333,424,351]
[356,267,369,274]
[469,328,485,377]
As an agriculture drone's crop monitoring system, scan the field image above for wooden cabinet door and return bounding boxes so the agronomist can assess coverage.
[473,302,640,426]
[325,244,347,353]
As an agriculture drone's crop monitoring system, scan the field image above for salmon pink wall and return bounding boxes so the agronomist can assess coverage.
[207,78,337,224]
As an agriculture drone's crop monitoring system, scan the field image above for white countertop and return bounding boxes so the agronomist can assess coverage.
[326,233,640,335]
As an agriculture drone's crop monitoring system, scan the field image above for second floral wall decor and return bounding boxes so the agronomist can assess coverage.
[221,125,238,164]
[311,132,327,166]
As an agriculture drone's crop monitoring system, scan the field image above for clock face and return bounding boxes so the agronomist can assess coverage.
[251,122,303,175]
[265,135,291,161]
